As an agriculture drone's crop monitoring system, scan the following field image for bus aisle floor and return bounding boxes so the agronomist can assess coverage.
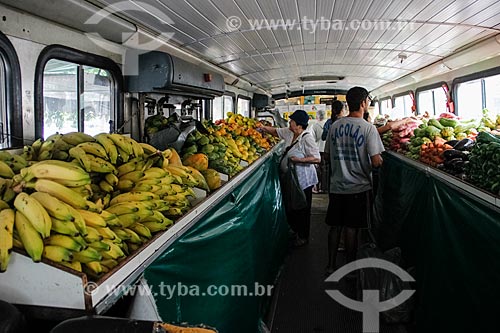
[267,193,411,333]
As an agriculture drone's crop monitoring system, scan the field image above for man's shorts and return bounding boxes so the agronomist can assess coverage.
[325,190,372,228]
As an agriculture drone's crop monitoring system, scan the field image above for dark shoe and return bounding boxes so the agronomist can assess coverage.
[293,237,308,247]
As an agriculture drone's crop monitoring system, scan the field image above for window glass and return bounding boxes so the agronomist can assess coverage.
[212,97,223,120]
[380,99,391,115]
[373,101,380,115]
[457,80,482,120]
[485,74,500,115]
[433,87,447,116]
[43,59,79,135]
[418,90,434,116]
[0,57,6,148]
[43,60,114,137]
[223,95,234,115]
[394,94,413,117]
[82,66,111,136]
[238,98,250,117]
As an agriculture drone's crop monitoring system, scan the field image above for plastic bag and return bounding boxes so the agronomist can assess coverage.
[357,243,414,324]
[279,160,307,212]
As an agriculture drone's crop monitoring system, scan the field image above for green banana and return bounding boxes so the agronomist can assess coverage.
[43,245,73,263]
[50,217,79,237]
[45,234,83,252]
[84,226,104,243]
[88,241,111,251]
[69,146,92,172]
[143,218,173,233]
[119,170,145,183]
[117,213,141,228]
[0,161,15,179]
[109,133,133,156]
[99,180,114,193]
[72,247,102,263]
[116,179,135,192]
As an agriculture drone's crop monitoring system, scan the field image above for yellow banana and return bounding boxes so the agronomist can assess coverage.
[20,160,90,183]
[104,173,119,186]
[109,133,133,155]
[0,198,10,210]
[94,133,118,164]
[50,217,79,237]
[142,218,173,233]
[170,184,184,193]
[88,241,111,251]
[43,245,73,263]
[72,247,102,263]
[99,180,114,193]
[84,226,104,243]
[143,167,167,180]
[117,147,130,163]
[123,228,143,244]
[71,234,88,250]
[53,137,74,151]
[95,227,118,241]
[2,182,16,203]
[31,179,90,210]
[107,201,153,216]
[69,146,92,172]
[155,185,176,197]
[119,170,145,183]
[101,258,119,270]
[77,142,109,160]
[126,242,141,252]
[124,136,144,158]
[30,192,74,221]
[139,143,159,155]
[77,210,107,228]
[14,193,51,238]
[166,207,184,217]
[111,228,132,241]
[86,155,117,174]
[60,261,82,272]
[117,213,141,228]
[31,138,43,156]
[142,155,160,171]
[129,222,152,239]
[117,179,135,192]
[45,234,83,252]
[84,261,103,275]
[184,166,209,191]
[61,132,96,146]
[37,150,53,161]
[52,150,70,161]
[64,205,87,236]
[14,211,43,262]
[0,209,15,271]
[100,239,125,259]
[149,199,170,210]
[117,158,144,177]
[100,212,122,227]
[109,191,158,206]
[0,161,15,178]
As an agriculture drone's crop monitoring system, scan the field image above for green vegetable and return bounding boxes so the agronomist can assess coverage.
[476,132,500,144]
[428,119,444,130]
[425,125,442,140]
[439,118,458,128]
[455,132,467,141]
[441,127,455,138]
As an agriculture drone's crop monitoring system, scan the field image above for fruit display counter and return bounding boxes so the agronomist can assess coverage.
[0,134,287,326]
[374,151,500,332]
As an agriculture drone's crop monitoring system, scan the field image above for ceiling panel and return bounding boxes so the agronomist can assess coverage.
[397,0,434,21]
[255,30,280,49]
[412,0,455,21]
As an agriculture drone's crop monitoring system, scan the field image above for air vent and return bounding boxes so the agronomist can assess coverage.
[299,75,345,82]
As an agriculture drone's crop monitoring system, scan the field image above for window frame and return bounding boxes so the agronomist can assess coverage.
[392,90,414,117]
[0,31,23,147]
[378,97,392,115]
[452,67,500,116]
[35,45,123,139]
[237,94,252,117]
[415,82,449,116]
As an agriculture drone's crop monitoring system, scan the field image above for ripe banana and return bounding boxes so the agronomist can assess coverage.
[69,146,92,172]
[84,261,103,275]
[117,179,135,192]
[109,192,158,206]
[77,210,107,228]
[119,170,145,183]
[95,227,118,241]
[99,180,114,193]
[94,133,118,164]
[117,213,141,228]
[101,258,119,270]
[185,166,209,191]
[43,245,73,263]
[15,211,43,262]
[142,217,173,233]
[143,167,168,180]
[117,158,144,177]
[84,226,104,243]
[0,209,15,271]
[107,201,153,216]
[109,133,133,156]
[60,260,82,272]
[71,234,88,250]
[20,160,90,184]
[65,205,87,236]
[124,136,144,158]
[14,192,51,238]
[129,223,152,239]
[72,247,102,263]
[139,143,159,155]
[30,179,90,210]
[53,137,74,151]
[52,150,70,161]
[88,241,111,251]
[77,142,109,160]
[117,147,130,163]
[100,239,125,260]
[0,161,15,178]
[104,173,119,187]
[61,132,96,146]
[45,234,83,252]
[30,192,74,221]
[0,199,10,210]
[100,211,122,227]
[50,217,79,237]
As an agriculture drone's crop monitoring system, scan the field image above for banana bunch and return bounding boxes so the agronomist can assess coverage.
[0,208,15,272]
[0,151,28,175]
[0,178,16,204]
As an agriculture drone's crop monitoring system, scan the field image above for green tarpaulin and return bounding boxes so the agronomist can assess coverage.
[144,152,288,333]
[375,153,500,332]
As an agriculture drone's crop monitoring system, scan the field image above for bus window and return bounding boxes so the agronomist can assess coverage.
[417,87,447,116]
[223,95,234,116]
[43,59,113,137]
[457,79,482,120]
[237,97,251,117]
[484,74,500,114]
[212,97,223,120]
[394,94,413,117]
[373,101,380,115]
[0,56,5,146]
[380,99,391,116]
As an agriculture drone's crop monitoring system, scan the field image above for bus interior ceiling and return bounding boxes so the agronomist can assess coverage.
[1,1,500,123]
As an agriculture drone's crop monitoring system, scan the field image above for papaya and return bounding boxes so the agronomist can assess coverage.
[201,169,221,190]
[168,148,183,167]
[183,153,209,171]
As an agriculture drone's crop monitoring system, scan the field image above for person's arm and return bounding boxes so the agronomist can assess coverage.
[371,154,383,168]
[260,125,278,137]
[290,134,321,164]
[376,118,409,134]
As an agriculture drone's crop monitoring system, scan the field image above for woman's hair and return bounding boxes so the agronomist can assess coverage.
[331,100,344,122]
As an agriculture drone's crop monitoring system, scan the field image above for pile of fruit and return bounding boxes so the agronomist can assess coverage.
[0,131,217,279]
[180,113,278,176]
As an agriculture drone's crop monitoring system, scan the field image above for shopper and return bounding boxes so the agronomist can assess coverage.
[261,110,321,247]
[310,110,327,193]
[324,87,385,273]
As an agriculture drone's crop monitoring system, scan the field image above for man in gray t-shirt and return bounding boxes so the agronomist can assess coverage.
[324,86,385,274]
